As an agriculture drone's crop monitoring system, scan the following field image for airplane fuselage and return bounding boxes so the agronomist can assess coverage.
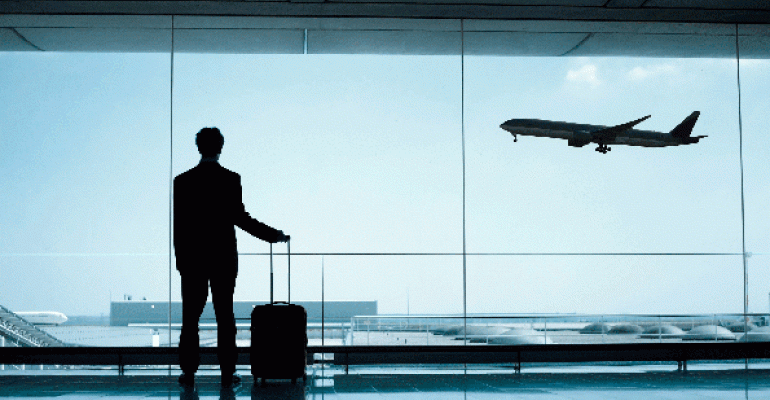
[502,119,691,148]
[501,112,703,153]
[16,311,68,326]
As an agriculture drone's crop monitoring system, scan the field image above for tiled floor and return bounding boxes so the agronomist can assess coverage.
[1,368,770,399]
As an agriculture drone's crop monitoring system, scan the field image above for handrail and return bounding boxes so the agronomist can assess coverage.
[349,312,770,319]
[2,343,770,375]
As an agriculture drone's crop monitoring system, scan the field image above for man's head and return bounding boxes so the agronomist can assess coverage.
[196,127,224,157]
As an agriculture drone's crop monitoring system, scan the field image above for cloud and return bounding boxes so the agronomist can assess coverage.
[627,64,677,81]
[566,64,601,86]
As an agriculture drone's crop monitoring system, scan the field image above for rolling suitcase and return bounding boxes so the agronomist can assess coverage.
[250,239,308,385]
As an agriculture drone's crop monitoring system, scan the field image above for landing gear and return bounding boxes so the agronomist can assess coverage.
[513,134,518,143]
[595,143,611,154]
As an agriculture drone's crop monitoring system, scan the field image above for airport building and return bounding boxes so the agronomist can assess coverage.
[2,1,770,399]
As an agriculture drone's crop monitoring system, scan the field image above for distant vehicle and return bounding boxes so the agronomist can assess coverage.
[16,311,68,325]
[500,111,704,153]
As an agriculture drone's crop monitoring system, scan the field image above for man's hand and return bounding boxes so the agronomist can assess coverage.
[277,232,290,243]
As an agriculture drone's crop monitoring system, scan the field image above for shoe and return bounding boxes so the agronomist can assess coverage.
[221,372,242,388]
[178,373,195,387]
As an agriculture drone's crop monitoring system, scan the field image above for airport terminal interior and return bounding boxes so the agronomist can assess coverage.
[2,0,770,398]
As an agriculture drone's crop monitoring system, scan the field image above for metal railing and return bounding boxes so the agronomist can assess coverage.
[2,342,770,375]
[1,313,770,375]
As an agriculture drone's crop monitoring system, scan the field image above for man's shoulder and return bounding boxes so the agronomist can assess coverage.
[213,164,241,184]
[174,167,193,184]
[175,163,240,182]
[174,166,202,185]
[218,164,240,178]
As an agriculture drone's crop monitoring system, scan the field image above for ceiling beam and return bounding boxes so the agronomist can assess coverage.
[1,1,770,24]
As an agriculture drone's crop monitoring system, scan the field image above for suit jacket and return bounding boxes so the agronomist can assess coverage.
[173,161,282,273]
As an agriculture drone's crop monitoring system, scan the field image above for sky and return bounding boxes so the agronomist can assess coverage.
[0,44,768,318]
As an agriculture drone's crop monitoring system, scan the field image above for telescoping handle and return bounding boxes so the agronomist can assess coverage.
[288,239,291,304]
[269,237,291,304]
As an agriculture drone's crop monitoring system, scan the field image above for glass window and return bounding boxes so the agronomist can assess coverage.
[467,255,743,315]
[464,54,740,254]
[0,51,171,346]
[739,27,770,317]
[463,27,746,335]
[170,22,464,345]
[2,15,769,370]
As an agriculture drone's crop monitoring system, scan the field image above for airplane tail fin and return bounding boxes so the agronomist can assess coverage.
[670,111,700,138]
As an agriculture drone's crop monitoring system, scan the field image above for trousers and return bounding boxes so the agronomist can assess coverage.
[178,264,238,375]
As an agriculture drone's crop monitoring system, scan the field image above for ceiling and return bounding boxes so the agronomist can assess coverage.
[2,1,770,23]
[1,1,769,57]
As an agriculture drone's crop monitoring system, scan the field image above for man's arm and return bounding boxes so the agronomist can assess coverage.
[233,177,288,243]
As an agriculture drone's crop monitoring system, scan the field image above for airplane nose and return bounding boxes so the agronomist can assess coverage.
[500,120,517,130]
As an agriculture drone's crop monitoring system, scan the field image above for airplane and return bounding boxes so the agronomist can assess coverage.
[16,311,68,325]
[500,111,704,153]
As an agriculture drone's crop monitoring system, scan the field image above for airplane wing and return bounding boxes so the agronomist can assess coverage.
[590,115,651,143]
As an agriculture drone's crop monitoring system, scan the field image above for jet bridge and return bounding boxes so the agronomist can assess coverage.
[0,305,67,348]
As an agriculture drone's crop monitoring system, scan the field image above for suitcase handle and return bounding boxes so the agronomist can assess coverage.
[269,238,291,304]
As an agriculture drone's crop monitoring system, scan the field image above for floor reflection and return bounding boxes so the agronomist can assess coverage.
[177,381,305,400]
[2,368,770,399]
[251,382,305,400]
[179,385,199,400]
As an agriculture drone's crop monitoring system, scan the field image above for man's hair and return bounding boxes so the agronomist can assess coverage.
[196,127,224,157]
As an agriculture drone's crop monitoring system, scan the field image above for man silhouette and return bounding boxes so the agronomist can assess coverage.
[174,127,288,388]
